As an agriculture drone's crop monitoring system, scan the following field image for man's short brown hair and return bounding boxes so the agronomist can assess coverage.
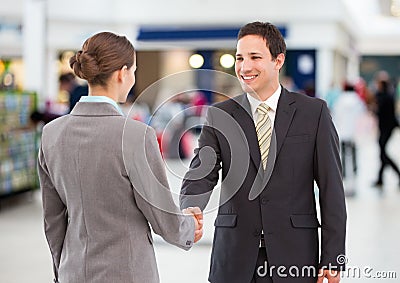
[238,21,286,60]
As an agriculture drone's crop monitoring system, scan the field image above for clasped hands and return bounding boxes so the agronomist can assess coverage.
[317,269,341,283]
[182,206,203,243]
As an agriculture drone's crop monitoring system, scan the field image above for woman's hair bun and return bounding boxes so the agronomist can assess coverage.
[69,50,100,82]
[68,31,135,86]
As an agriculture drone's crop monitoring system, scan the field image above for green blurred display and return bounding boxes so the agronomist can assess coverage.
[0,91,38,197]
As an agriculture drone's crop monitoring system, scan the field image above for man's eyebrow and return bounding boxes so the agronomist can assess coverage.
[236,52,263,56]
[249,52,263,55]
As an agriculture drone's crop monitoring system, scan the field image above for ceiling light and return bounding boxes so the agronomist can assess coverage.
[220,54,235,69]
[391,0,400,17]
[189,54,204,69]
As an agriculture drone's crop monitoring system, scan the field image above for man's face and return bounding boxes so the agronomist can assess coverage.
[235,34,284,99]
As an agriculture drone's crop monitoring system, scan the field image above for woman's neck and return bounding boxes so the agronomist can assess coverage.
[88,85,118,102]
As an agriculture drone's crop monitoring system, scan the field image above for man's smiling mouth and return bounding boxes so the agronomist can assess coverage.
[241,75,258,82]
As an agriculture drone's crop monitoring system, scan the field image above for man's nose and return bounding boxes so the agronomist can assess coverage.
[241,59,252,73]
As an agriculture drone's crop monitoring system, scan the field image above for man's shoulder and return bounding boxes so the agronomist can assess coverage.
[212,94,246,110]
[288,89,324,104]
[284,89,326,112]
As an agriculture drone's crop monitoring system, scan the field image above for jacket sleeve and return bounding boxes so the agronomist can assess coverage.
[180,107,222,211]
[38,143,67,281]
[125,126,195,250]
[314,101,347,270]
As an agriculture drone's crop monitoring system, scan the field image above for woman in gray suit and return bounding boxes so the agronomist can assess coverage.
[38,31,202,283]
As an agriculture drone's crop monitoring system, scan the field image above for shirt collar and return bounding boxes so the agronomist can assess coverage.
[246,84,281,116]
[79,96,125,116]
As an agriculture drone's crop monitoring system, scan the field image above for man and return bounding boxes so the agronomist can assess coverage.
[373,78,400,188]
[180,22,346,283]
[59,72,88,112]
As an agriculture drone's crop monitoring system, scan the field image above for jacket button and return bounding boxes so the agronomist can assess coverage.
[261,198,269,205]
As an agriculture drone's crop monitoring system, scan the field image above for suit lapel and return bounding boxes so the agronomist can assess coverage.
[274,88,296,158]
[229,90,297,171]
[230,94,261,170]
[228,90,297,200]
[248,88,297,200]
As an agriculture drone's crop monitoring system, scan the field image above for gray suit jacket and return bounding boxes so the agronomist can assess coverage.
[38,102,195,283]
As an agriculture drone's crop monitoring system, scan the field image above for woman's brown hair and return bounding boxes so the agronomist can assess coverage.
[69,32,135,86]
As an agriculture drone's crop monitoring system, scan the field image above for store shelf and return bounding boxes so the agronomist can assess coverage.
[0,91,38,198]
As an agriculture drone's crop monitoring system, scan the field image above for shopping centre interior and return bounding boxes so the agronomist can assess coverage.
[1,0,400,282]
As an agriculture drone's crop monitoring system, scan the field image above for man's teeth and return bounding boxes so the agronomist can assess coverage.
[243,75,256,80]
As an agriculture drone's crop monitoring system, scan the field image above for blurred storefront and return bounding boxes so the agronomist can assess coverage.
[1,0,367,109]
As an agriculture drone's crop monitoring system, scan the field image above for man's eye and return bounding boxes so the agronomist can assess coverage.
[236,57,243,61]
[252,56,261,60]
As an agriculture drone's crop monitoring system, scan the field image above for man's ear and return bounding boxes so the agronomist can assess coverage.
[275,53,285,70]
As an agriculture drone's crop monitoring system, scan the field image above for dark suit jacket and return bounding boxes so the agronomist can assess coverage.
[180,88,346,283]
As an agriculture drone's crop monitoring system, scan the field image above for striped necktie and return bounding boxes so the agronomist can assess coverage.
[256,103,272,170]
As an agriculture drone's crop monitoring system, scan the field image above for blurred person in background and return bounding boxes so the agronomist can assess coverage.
[150,92,191,159]
[373,78,400,189]
[324,81,341,110]
[280,75,299,92]
[59,72,88,113]
[354,77,374,107]
[120,88,151,123]
[332,81,366,195]
[38,31,202,283]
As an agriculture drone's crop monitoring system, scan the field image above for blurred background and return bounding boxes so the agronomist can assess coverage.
[1,0,400,282]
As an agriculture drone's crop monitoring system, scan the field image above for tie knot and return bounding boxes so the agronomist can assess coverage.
[257,103,269,115]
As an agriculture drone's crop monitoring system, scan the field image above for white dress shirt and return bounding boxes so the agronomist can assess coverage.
[79,95,125,116]
[247,85,281,243]
[246,85,281,127]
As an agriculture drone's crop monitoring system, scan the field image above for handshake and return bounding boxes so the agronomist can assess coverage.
[182,207,204,243]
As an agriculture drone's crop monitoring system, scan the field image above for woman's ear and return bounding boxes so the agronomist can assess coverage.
[117,65,128,82]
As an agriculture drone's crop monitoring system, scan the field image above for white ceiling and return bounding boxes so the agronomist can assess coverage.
[344,0,400,35]
[0,0,399,55]
[343,0,400,54]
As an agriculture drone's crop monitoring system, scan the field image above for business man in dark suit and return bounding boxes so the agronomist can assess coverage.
[180,22,346,283]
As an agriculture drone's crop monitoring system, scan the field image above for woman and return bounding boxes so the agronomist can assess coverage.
[38,32,202,283]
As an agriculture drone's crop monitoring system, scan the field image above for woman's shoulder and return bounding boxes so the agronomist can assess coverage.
[123,118,156,138]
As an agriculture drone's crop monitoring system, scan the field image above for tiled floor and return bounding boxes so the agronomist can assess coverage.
[1,117,400,283]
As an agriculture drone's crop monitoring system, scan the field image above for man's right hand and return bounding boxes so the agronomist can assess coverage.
[182,207,204,243]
